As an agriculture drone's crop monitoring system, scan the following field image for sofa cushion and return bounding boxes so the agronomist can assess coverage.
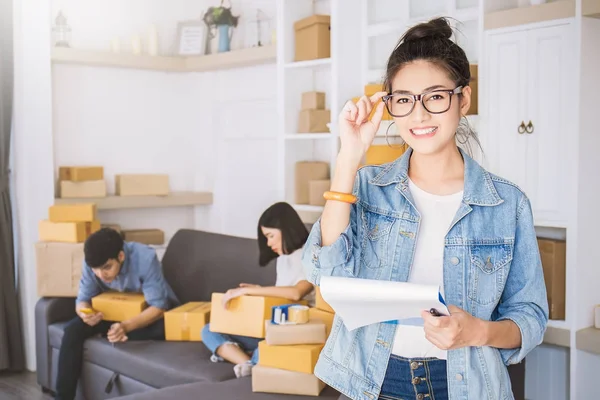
[113,375,340,400]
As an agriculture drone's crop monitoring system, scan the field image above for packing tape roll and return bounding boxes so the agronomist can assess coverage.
[288,305,309,324]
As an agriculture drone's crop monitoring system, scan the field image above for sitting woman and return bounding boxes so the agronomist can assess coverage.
[201,202,315,378]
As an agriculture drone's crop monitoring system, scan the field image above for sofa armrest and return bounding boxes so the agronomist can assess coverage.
[35,297,76,390]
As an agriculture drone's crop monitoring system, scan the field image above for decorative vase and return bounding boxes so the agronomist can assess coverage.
[217,24,232,52]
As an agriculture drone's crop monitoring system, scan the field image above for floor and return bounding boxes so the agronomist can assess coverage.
[0,371,53,400]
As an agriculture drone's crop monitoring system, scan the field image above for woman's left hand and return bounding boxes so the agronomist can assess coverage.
[221,288,247,309]
[421,305,486,350]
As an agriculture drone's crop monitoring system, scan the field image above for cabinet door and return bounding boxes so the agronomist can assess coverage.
[525,23,572,226]
[484,30,529,191]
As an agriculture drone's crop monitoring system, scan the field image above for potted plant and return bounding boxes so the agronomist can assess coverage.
[203,0,240,53]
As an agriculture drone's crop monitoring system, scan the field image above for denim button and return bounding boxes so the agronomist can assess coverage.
[450,257,460,265]
[412,377,421,384]
[456,373,463,381]
[410,361,419,370]
[417,394,424,400]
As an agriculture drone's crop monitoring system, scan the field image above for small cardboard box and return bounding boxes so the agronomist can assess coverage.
[39,220,100,243]
[298,109,330,133]
[538,238,566,320]
[115,174,169,196]
[315,287,334,313]
[165,302,211,341]
[209,294,303,338]
[467,64,478,115]
[122,229,165,245]
[294,15,331,62]
[35,242,83,297]
[265,320,327,346]
[91,292,148,322]
[59,166,104,182]
[60,180,107,198]
[301,91,326,110]
[252,365,326,396]
[258,341,324,374]
[365,144,409,166]
[308,180,330,207]
[308,308,335,336]
[294,162,329,204]
[49,203,97,223]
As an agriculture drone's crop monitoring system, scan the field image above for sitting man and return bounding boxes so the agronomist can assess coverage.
[54,227,179,400]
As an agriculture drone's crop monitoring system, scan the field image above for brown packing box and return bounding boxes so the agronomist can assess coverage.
[468,64,478,115]
[60,180,107,198]
[209,293,305,338]
[301,91,326,110]
[91,292,148,322]
[308,308,335,336]
[352,96,392,121]
[252,365,326,396]
[49,203,97,223]
[115,174,169,196]
[298,109,330,133]
[294,162,329,204]
[265,320,327,346]
[294,15,331,62]
[165,302,211,341]
[258,341,324,374]
[59,166,104,182]
[365,144,409,166]
[308,180,330,207]
[35,242,83,297]
[122,229,165,245]
[39,220,100,243]
[538,238,566,320]
[315,287,334,313]
[102,224,122,234]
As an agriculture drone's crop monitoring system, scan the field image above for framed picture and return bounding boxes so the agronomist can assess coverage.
[174,20,207,56]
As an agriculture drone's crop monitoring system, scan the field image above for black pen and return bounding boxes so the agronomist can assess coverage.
[429,308,442,317]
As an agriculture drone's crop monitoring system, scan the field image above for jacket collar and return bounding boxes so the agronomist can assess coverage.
[369,147,503,206]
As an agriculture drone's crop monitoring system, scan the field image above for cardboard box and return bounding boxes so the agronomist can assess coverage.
[39,220,100,243]
[35,242,83,297]
[352,96,392,121]
[91,292,148,322]
[538,238,566,320]
[165,302,211,341]
[315,287,334,314]
[102,224,122,234]
[294,162,329,204]
[209,294,304,338]
[298,109,330,133]
[122,229,165,245]
[294,15,330,62]
[595,305,600,329]
[115,174,169,196]
[252,365,325,396]
[49,203,97,223]
[308,180,330,207]
[258,341,324,374]
[59,166,104,182]
[308,308,335,336]
[365,144,409,166]
[468,64,478,115]
[60,180,107,198]
[301,91,326,110]
[265,320,327,346]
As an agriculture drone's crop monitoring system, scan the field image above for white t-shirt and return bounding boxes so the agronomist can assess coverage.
[275,248,316,306]
[391,178,463,359]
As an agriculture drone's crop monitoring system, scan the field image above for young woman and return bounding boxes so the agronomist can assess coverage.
[302,18,548,400]
[202,202,315,378]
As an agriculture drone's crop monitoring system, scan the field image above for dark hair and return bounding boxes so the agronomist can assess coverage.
[257,202,309,267]
[384,17,481,155]
[84,228,124,268]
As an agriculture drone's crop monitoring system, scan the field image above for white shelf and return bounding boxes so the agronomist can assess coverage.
[583,0,600,18]
[51,46,277,73]
[54,191,213,210]
[576,327,600,355]
[285,133,332,140]
[284,58,332,69]
[484,1,575,30]
[293,204,324,212]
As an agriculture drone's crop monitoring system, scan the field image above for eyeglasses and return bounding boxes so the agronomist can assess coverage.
[383,86,463,117]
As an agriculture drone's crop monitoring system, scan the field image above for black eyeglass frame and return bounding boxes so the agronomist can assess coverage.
[382,86,464,117]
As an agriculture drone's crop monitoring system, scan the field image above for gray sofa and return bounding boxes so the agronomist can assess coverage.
[36,228,340,400]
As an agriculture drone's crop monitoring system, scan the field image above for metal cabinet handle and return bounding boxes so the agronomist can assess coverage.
[526,120,534,134]
[518,121,526,134]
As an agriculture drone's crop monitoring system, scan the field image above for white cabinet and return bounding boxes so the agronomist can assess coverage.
[484,21,573,227]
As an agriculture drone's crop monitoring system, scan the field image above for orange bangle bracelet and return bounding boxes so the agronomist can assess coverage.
[323,191,357,204]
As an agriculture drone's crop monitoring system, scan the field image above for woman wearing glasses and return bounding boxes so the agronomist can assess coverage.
[302,17,548,400]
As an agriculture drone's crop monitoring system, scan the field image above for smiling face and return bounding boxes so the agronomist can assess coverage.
[388,60,471,157]
[261,226,283,255]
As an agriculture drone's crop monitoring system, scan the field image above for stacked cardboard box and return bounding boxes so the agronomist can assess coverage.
[298,91,330,133]
[58,166,106,198]
[164,302,211,341]
[309,287,336,335]
[295,162,330,205]
[91,292,148,321]
[115,174,169,196]
[122,229,165,245]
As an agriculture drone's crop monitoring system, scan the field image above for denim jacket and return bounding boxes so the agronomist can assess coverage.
[302,148,548,400]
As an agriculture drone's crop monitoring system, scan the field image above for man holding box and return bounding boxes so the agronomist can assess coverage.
[54,228,179,400]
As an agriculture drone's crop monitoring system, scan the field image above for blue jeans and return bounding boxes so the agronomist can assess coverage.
[379,355,448,400]
[201,323,260,365]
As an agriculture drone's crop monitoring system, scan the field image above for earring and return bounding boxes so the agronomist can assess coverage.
[456,116,471,145]
[385,122,406,148]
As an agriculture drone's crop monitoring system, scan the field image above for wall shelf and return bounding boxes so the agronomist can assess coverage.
[576,327,600,355]
[54,191,213,210]
[51,45,277,73]
[484,1,575,30]
[284,58,331,69]
[583,0,600,18]
[543,326,571,348]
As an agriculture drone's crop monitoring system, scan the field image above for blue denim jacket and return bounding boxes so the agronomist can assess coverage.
[302,148,548,400]
[76,242,179,311]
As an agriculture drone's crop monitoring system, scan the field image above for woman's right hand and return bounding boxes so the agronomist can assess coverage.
[338,92,388,165]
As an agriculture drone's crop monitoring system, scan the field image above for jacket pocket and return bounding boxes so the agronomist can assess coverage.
[360,209,395,270]
[468,241,513,306]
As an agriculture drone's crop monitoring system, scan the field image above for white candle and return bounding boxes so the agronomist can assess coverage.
[110,37,121,53]
[148,24,158,56]
[131,35,142,55]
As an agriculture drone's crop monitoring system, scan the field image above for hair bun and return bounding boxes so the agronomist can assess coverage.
[402,17,453,43]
